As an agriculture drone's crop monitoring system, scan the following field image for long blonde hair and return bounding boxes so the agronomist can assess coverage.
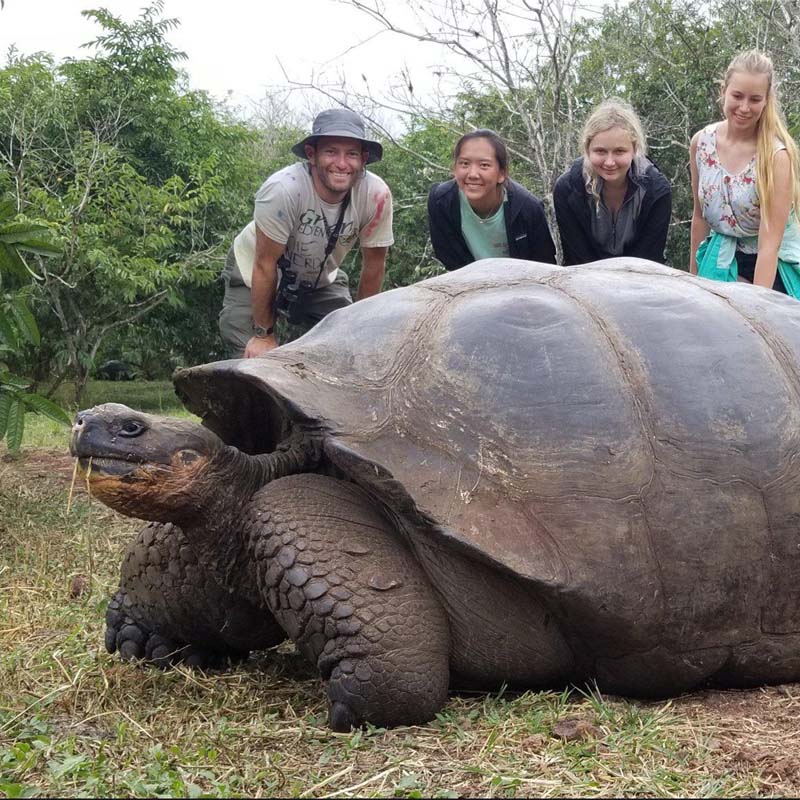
[581,98,649,206]
[722,50,800,225]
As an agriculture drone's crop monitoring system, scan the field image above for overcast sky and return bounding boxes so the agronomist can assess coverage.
[0,0,452,122]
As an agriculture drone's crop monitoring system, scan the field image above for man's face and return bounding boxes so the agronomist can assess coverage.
[305,137,368,199]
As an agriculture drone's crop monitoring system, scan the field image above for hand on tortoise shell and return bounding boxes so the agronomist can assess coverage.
[244,334,278,358]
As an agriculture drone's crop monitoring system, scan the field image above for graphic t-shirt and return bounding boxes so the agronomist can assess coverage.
[234,161,394,288]
[458,189,509,260]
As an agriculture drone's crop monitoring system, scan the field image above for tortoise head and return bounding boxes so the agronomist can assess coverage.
[70,403,230,523]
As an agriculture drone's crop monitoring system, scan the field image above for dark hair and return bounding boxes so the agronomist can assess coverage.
[453,129,509,173]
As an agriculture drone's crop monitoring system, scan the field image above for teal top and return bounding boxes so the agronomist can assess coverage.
[459,190,509,260]
[696,220,800,299]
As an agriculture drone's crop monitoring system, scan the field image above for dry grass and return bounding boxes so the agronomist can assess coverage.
[2,444,799,797]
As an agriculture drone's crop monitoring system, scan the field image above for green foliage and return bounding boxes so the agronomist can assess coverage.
[52,378,185,413]
[367,118,453,289]
[0,196,69,453]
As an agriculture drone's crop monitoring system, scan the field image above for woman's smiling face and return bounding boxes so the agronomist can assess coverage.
[723,70,769,135]
[587,126,636,187]
[453,137,506,211]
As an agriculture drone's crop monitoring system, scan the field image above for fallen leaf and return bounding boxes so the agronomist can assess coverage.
[551,717,600,741]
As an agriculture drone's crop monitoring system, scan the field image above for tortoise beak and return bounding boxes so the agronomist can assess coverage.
[70,405,151,476]
[74,456,144,477]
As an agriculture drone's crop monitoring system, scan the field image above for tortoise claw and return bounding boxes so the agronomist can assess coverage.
[104,591,246,670]
[329,700,359,732]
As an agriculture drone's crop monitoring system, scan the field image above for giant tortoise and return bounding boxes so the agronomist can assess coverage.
[71,258,800,731]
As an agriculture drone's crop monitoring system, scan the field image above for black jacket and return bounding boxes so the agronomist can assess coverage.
[427,178,557,269]
[553,157,672,266]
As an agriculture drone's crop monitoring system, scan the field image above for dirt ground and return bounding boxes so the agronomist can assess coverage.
[674,686,800,791]
[4,447,800,794]
[3,448,87,487]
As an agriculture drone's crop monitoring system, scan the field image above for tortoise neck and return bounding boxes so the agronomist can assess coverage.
[221,425,322,495]
[175,427,321,555]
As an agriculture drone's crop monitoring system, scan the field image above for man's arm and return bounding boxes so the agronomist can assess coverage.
[244,228,286,358]
[356,246,388,300]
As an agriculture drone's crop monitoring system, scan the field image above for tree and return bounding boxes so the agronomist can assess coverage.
[0,3,263,399]
[296,0,588,261]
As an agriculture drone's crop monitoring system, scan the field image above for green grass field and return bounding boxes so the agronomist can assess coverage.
[52,379,186,413]
[1,382,798,797]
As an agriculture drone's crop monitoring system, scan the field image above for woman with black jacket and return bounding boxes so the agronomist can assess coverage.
[553,99,671,266]
[427,130,556,269]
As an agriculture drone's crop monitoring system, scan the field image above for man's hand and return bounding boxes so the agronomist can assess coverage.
[244,334,279,358]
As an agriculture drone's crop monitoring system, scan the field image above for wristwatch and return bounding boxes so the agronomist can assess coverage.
[252,323,275,338]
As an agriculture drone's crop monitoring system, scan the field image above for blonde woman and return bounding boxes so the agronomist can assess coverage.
[554,99,671,266]
[689,50,800,296]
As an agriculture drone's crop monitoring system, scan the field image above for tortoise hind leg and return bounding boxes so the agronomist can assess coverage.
[107,521,286,669]
[248,474,451,730]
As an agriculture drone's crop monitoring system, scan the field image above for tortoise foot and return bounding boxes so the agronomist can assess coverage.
[105,592,246,670]
[328,699,359,733]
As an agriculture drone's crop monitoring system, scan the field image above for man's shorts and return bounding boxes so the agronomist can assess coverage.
[218,246,353,358]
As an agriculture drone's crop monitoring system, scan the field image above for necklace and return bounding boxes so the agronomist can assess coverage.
[479,185,506,221]
[475,196,503,222]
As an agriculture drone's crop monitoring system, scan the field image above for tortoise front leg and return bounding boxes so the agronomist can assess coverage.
[247,474,451,731]
[107,521,285,668]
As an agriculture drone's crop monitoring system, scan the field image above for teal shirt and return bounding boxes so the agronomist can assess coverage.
[459,190,509,260]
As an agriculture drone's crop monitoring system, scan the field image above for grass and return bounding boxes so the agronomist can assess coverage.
[51,379,186,414]
[1,387,799,796]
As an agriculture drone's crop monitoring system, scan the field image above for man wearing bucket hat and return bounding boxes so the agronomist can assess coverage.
[219,108,394,357]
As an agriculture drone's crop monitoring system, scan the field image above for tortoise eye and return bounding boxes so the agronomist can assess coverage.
[119,419,146,437]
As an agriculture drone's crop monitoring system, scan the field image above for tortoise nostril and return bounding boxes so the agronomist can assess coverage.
[73,412,89,430]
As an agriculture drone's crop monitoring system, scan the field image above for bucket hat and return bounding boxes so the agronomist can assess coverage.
[291,108,383,164]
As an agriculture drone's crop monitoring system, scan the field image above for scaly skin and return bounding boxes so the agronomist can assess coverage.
[106,521,286,668]
[70,405,305,671]
[245,473,451,730]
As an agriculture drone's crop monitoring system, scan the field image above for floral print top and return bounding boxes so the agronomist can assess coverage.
[696,122,785,254]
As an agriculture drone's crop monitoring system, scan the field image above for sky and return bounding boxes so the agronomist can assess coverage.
[0,0,454,123]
